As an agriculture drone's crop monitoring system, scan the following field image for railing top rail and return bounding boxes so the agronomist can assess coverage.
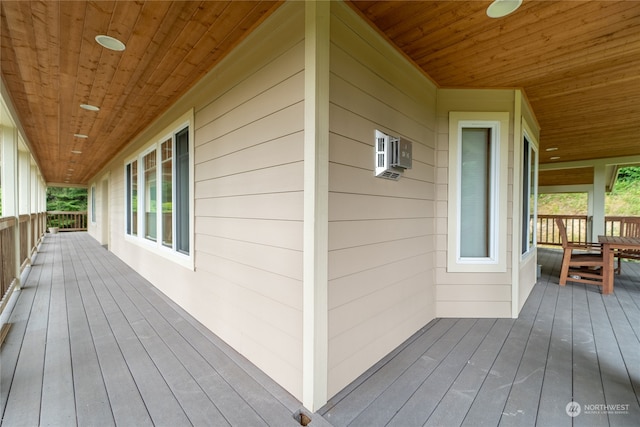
[0,216,18,231]
[538,214,589,220]
[47,211,88,215]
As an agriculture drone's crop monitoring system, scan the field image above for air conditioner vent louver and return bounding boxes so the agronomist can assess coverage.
[374,130,412,181]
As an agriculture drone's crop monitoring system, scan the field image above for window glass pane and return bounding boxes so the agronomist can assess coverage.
[131,161,138,236]
[460,128,490,258]
[161,139,173,248]
[522,137,530,254]
[175,128,189,254]
[144,151,157,241]
[529,144,537,249]
[126,160,138,236]
[126,164,131,234]
[521,136,538,255]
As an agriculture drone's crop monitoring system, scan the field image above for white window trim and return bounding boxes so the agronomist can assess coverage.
[123,109,194,270]
[448,111,509,273]
[521,119,539,260]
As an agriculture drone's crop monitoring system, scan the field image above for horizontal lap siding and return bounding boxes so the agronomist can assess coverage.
[435,89,516,318]
[193,4,305,399]
[97,2,307,400]
[327,2,437,398]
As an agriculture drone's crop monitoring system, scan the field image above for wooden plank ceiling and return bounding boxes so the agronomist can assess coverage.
[1,1,281,185]
[2,1,639,186]
[348,0,640,187]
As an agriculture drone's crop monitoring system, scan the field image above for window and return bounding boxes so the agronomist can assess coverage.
[521,132,538,255]
[448,112,509,272]
[175,128,190,254]
[161,138,172,247]
[126,161,138,236]
[125,117,191,263]
[460,128,492,258]
[143,150,157,241]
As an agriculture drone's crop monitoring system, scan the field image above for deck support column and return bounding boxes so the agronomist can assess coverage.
[592,164,606,241]
[1,121,22,290]
[302,0,330,412]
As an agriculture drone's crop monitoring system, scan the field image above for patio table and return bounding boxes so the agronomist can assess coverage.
[598,235,640,294]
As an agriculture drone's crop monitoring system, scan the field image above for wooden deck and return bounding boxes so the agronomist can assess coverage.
[2,234,639,426]
[0,232,311,427]
[320,248,640,427]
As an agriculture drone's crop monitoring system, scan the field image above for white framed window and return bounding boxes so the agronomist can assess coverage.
[448,112,509,272]
[124,110,193,268]
[521,123,538,256]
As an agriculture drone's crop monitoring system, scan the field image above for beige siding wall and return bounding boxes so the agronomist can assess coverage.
[90,2,307,400]
[435,89,516,318]
[326,2,438,398]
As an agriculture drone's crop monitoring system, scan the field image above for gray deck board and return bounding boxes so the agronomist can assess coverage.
[1,233,303,427]
[319,248,640,427]
[536,276,573,427]
[3,243,53,427]
[321,319,456,426]
[350,319,477,427]
[3,235,639,427]
[459,284,545,427]
[0,246,48,423]
[499,280,558,426]
[91,241,302,427]
[571,284,609,427]
[387,318,497,426]
[424,319,514,427]
[40,240,76,426]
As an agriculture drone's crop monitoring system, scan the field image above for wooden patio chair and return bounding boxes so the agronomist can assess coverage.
[616,217,640,274]
[555,217,604,287]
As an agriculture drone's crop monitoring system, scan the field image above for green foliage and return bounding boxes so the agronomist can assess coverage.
[616,166,640,183]
[608,168,640,215]
[538,167,640,216]
[47,187,88,211]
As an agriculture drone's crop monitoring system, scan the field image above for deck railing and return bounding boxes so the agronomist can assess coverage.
[537,214,640,246]
[0,212,47,314]
[0,217,18,302]
[537,215,590,246]
[46,211,88,232]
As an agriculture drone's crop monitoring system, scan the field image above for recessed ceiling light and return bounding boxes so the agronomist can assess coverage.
[71,150,82,154]
[487,0,523,18]
[74,133,88,139]
[550,156,561,160]
[545,147,558,152]
[80,104,100,111]
[95,34,126,51]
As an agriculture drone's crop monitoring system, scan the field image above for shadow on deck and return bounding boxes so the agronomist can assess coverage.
[1,234,639,426]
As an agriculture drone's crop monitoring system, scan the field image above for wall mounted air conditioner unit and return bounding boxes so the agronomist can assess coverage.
[375,130,412,180]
